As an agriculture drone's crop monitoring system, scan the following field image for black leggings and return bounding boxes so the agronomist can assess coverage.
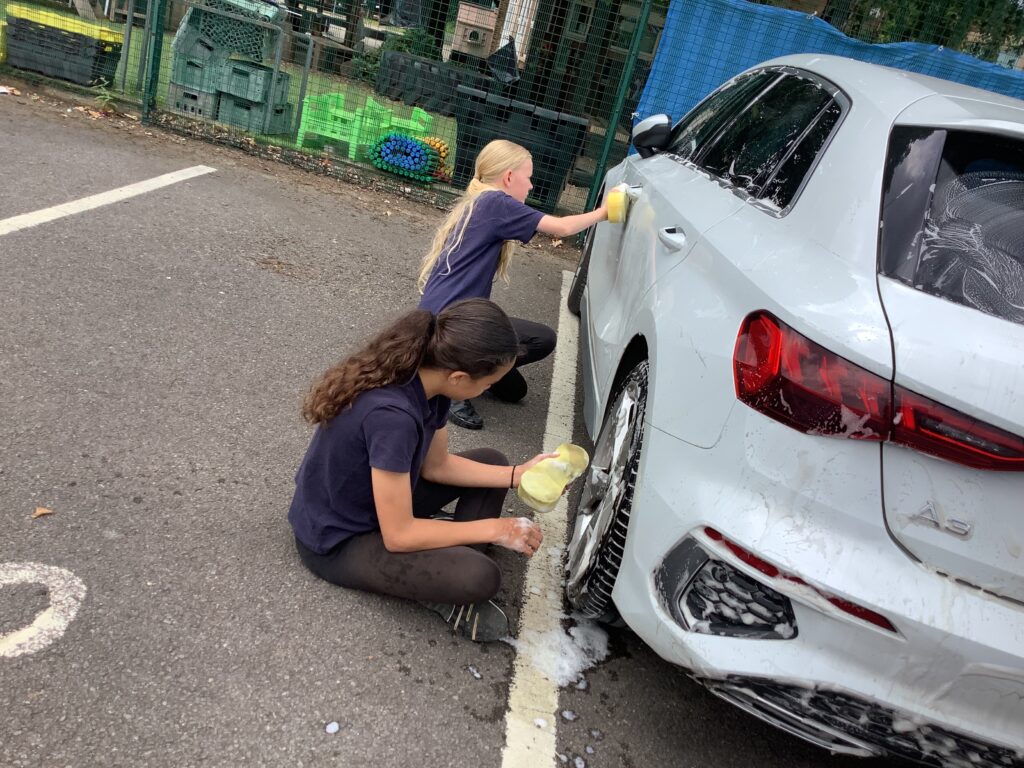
[294,448,509,605]
[489,316,556,403]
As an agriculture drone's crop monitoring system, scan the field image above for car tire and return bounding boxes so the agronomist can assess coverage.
[565,360,648,621]
[566,225,594,316]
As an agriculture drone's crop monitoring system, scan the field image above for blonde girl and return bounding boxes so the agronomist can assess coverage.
[418,139,607,430]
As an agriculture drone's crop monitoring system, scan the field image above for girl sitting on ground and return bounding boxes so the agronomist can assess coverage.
[288,298,552,642]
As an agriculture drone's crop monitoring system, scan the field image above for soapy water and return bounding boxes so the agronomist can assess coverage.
[913,172,1024,324]
[504,618,611,688]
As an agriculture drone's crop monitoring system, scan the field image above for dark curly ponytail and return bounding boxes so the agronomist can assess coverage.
[302,299,519,424]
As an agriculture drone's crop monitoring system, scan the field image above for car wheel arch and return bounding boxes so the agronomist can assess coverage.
[605,335,649,420]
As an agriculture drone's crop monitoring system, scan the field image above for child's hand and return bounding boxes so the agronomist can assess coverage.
[596,200,609,221]
[493,517,544,556]
[513,452,559,487]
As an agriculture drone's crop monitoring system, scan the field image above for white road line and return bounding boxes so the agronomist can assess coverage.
[502,270,579,768]
[0,562,87,658]
[0,165,217,236]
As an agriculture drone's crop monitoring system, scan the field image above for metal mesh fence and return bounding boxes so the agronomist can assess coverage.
[1,0,672,213]
[3,0,1023,212]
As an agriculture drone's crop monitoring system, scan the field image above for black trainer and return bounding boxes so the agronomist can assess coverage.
[420,600,510,642]
[448,399,483,430]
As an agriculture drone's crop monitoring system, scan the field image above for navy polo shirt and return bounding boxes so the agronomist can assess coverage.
[419,190,545,314]
[288,376,451,554]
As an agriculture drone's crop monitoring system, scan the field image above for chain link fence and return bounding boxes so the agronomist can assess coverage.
[3,0,1023,212]
[1,0,670,213]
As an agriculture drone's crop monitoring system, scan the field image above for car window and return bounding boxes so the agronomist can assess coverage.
[758,100,842,211]
[698,75,833,195]
[879,126,946,285]
[666,71,779,161]
[880,128,1024,325]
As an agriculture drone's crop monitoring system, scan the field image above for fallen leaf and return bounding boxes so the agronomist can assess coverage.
[552,239,563,248]
[31,506,54,519]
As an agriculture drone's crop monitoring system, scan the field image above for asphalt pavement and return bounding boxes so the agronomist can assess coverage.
[0,89,908,768]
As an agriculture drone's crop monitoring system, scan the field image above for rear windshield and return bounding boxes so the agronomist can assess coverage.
[880,128,1024,325]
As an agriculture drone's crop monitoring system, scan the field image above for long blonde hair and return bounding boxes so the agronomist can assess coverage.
[417,140,532,293]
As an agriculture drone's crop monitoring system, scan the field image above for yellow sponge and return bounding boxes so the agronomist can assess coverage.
[606,184,629,223]
[517,443,591,513]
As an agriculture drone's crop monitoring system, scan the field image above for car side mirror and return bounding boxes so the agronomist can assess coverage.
[632,114,672,158]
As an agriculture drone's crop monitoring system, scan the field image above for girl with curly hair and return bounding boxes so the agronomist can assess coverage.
[288,298,552,641]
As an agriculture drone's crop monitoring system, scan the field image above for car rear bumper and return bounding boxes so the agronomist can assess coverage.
[611,404,1024,761]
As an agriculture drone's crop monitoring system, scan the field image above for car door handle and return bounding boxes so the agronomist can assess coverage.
[658,226,687,251]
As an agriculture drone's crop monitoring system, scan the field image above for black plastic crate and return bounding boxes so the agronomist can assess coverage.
[375,51,494,118]
[6,18,121,86]
[453,85,589,213]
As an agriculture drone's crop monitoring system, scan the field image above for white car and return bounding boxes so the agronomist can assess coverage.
[565,53,1024,766]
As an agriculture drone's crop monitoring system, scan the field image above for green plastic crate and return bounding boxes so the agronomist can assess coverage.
[171,52,227,93]
[219,60,289,105]
[167,82,221,119]
[297,93,434,160]
[217,93,292,134]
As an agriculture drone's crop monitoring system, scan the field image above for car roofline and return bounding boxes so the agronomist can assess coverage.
[754,54,1024,119]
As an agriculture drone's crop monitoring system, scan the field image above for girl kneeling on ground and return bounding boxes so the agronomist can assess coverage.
[418,139,608,430]
[288,298,551,642]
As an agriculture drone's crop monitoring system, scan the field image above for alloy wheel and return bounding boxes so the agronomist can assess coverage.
[566,364,646,612]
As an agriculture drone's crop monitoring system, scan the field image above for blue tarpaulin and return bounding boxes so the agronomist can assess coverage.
[636,0,1024,124]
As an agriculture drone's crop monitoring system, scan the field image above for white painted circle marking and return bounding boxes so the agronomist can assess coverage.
[0,563,86,658]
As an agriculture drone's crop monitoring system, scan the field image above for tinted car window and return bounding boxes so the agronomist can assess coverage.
[666,71,778,161]
[699,75,833,194]
[758,100,842,211]
[881,128,1024,325]
[879,126,946,284]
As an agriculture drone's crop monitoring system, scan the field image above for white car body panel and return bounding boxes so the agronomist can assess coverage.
[611,412,1024,752]
[877,277,1024,602]
[586,153,744,426]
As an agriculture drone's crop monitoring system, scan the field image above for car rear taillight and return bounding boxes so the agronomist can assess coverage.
[734,312,890,440]
[893,388,1024,471]
[734,311,1024,471]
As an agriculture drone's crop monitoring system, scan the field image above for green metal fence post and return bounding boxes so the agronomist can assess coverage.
[585,0,652,212]
[136,0,156,97]
[262,27,285,135]
[141,0,168,123]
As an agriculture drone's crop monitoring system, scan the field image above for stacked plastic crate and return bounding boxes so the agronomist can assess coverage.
[4,3,123,87]
[168,24,226,120]
[168,0,292,134]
